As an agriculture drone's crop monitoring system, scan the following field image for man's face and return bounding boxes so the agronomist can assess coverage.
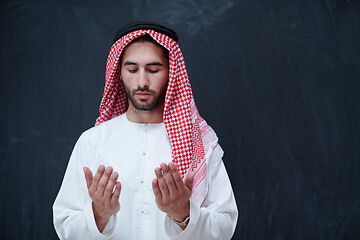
[120,41,169,111]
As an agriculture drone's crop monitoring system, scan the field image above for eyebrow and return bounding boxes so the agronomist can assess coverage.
[123,61,163,66]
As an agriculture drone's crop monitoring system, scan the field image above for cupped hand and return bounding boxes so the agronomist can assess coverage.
[83,165,121,232]
[152,162,195,223]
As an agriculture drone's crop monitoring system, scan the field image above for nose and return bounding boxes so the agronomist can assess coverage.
[137,69,149,88]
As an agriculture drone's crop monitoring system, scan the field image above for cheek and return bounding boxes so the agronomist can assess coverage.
[121,78,132,91]
[120,71,133,84]
[159,71,169,86]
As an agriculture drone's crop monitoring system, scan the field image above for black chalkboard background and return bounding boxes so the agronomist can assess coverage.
[1,0,360,239]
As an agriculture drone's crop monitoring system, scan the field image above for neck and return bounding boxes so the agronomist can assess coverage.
[126,102,164,123]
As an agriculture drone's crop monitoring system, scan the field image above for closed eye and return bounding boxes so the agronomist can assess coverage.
[148,69,159,73]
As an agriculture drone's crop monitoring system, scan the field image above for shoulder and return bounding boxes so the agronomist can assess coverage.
[78,114,126,145]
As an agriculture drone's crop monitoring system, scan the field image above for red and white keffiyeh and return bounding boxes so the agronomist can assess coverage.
[95,29,220,205]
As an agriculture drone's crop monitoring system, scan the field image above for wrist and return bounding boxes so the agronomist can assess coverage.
[172,200,190,222]
[94,214,110,225]
[92,202,111,232]
[170,215,190,228]
[172,214,189,222]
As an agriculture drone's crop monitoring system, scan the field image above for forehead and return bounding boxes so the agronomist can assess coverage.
[121,41,167,63]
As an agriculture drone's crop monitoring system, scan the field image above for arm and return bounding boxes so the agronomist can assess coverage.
[165,161,238,240]
[152,148,238,240]
[83,165,121,232]
[52,134,119,240]
[152,162,195,229]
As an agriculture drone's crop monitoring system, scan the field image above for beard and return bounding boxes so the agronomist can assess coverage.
[123,84,167,111]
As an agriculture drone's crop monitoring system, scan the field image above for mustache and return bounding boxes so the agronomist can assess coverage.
[132,87,156,94]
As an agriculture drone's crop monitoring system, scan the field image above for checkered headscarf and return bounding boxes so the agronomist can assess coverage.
[95,29,219,205]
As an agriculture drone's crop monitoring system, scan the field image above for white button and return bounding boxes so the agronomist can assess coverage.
[141,211,144,214]
[142,152,146,156]
[140,180,144,184]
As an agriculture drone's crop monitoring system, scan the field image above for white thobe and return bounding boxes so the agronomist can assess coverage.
[53,114,238,239]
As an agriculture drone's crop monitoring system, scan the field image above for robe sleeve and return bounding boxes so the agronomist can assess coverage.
[164,146,238,240]
[52,133,117,240]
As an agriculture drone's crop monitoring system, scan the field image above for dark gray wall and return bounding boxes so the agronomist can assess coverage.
[1,0,360,239]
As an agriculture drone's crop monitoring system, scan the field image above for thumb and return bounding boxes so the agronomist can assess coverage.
[184,171,196,190]
[83,167,93,189]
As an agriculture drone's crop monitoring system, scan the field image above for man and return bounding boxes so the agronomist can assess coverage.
[53,22,238,239]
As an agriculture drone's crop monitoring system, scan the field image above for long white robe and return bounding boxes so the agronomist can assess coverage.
[53,114,238,239]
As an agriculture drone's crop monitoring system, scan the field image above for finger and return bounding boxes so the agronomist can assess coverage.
[110,182,121,205]
[184,171,196,191]
[161,163,177,195]
[90,165,105,192]
[98,166,113,196]
[83,167,93,189]
[155,167,170,198]
[154,166,163,178]
[104,171,118,201]
[152,178,162,200]
[168,162,184,190]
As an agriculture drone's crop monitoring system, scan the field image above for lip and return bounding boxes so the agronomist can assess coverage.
[135,92,151,95]
[135,91,152,99]
[135,91,152,96]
